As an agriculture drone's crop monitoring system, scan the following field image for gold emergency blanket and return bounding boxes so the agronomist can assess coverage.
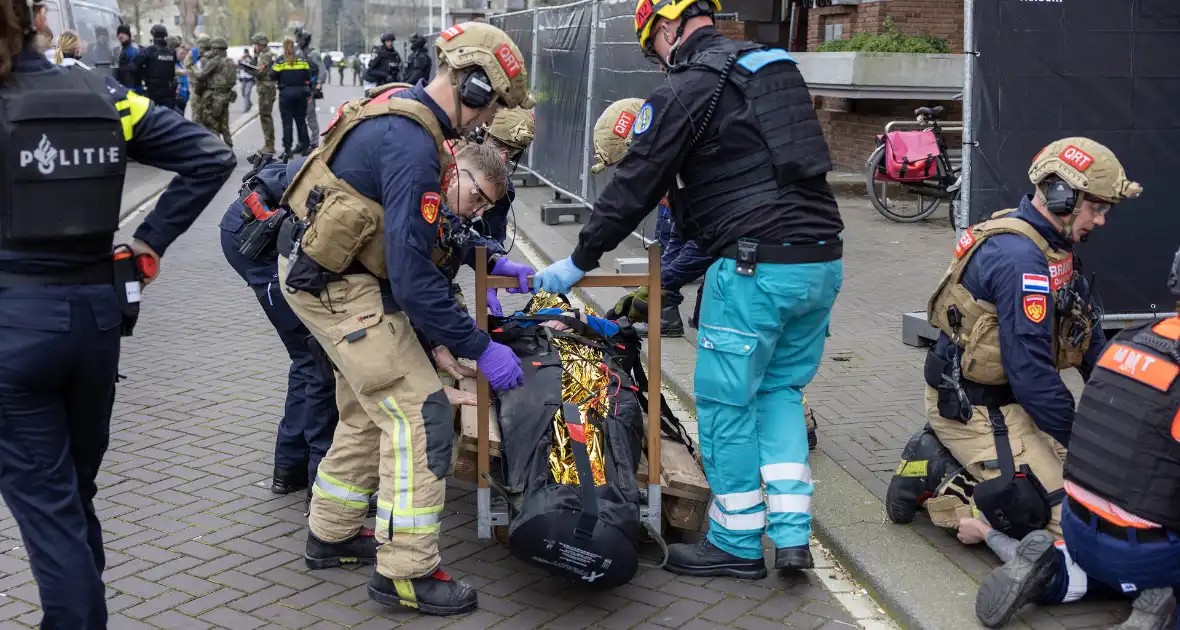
[526,292,608,487]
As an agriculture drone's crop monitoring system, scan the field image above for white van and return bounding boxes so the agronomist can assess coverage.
[41,0,124,75]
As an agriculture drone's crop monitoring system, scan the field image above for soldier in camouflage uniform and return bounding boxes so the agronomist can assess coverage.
[185,34,211,124]
[251,33,277,153]
[195,37,238,146]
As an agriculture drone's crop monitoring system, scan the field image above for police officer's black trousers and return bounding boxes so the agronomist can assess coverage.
[220,232,338,485]
[279,90,310,152]
[0,284,120,629]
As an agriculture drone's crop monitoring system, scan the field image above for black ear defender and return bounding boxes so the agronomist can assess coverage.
[1043,177,1078,215]
[459,68,494,108]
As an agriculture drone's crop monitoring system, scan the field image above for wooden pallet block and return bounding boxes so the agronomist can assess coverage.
[637,435,712,532]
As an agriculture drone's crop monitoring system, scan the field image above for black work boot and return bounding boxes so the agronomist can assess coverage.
[885,424,961,524]
[975,530,1058,628]
[774,544,814,573]
[1116,588,1177,630]
[369,567,478,616]
[293,144,309,157]
[271,466,309,495]
[305,528,378,570]
[665,538,767,580]
[661,305,685,338]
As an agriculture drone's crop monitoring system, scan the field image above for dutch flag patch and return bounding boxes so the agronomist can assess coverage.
[1022,273,1050,294]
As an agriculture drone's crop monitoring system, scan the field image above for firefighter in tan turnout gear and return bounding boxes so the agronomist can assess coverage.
[275,22,534,615]
[885,138,1145,627]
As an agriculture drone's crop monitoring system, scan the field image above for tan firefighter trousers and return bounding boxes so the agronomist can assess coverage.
[923,386,1068,540]
[278,255,455,579]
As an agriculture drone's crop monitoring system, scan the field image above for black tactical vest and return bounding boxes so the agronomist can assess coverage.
[142,43,178,99]
[0,68,126,254]
[1064,320,1180,531]
[673,40,832,238]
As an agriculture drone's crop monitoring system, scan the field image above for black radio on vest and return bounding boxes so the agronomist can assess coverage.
[0,69,126,257]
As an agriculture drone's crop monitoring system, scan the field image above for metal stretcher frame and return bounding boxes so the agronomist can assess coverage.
[473,245,664,540]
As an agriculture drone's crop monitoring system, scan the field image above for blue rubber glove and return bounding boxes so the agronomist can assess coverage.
[492,257,534,294]
[487,288,503,317]
[532,257,585,294]
[477,341,524,391]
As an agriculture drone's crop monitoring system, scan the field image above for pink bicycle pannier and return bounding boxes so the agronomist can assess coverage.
[875,130,940,182]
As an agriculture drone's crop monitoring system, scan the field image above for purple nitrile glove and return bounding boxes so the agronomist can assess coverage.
[477,341,524,391]
[492,257,534,294]
[487,288,503,317]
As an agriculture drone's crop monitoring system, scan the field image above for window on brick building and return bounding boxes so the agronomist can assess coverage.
[823,22,843,41]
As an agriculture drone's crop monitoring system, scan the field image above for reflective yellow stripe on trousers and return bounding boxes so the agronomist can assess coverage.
[378,396,443,535]
[312,470,373,510]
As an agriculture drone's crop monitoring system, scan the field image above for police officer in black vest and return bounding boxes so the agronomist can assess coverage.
[0,2,236,627]
[133,24,179,109]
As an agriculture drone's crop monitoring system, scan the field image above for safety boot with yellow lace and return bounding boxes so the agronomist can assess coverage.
[369,567,478,616]
[304,528,378,569]
[886,424,961,523]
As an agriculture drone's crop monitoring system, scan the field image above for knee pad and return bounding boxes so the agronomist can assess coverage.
[886,424,963,523]
[925,468,978,529]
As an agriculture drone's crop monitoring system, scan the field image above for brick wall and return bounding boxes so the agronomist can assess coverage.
[801,0,966,171]
[817,98,963,171]
[805,0,964,52]
[714,19,745,41]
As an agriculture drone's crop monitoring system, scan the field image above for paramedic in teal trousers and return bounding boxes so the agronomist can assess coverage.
[533,0,843,578]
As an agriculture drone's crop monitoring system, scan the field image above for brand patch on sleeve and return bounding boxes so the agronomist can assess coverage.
[1059,145,1095,172]
[633,103,653,136]
[954,229,976,258]
[1098,343,1179,392]
[420,192,441,224]
[495,44,522,78]
[613,111,636,138]
[1022,273,1050,294]
[440,25,464,41]
[1023,294,1047,323]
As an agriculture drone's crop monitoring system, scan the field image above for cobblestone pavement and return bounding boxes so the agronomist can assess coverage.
[511,174,1125,628]
[0,86,881,630]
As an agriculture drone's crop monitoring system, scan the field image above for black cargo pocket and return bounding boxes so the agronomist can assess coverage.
[422,389,455,479]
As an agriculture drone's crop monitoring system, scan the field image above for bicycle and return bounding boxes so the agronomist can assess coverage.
[865,104,961,224]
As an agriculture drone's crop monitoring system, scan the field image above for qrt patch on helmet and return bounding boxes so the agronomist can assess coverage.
[495,44,522,78]
[1059,145,1095,172]
[421,192,441,224]
[633,103,653,135]
[1024,294,1047,323]
[613,111,636,138]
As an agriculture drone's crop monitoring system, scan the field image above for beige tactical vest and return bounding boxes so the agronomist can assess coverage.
[282,83,456,279]
[927,211,1092,386]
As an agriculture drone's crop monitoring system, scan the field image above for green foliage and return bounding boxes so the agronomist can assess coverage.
[815,16,950,54]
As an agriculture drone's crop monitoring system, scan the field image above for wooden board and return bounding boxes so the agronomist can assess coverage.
[636,435,711,502]
[456,377,501,457]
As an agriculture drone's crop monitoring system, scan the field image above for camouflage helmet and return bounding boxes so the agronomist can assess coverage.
[196,33,211,51]
[166,35,181,48]
[591,98,645,174]
[434,22,534,109]
[210,36,228,50]
[1029,137,1143,208]
[486,107,535,152]
[252,32,268,45]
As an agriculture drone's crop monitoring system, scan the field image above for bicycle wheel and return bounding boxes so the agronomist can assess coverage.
[865,145,942,223]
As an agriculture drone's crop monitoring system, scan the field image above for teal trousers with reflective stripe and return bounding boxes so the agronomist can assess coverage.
[695,257,843,559]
